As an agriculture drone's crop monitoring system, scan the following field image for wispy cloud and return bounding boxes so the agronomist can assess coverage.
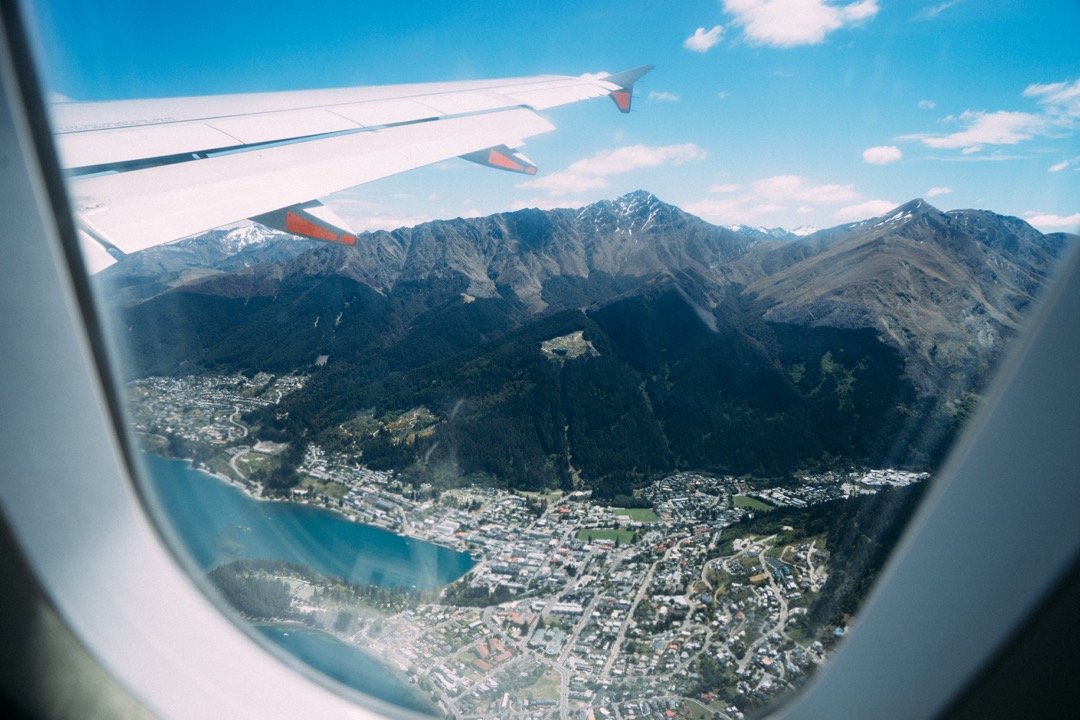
[901,110,1046,152]
[926,186,953,197]
[1023,79,1080,121]
[684,174,861,224]
[862,145,903,164]
[684,25,724,52]
[927,152,1028,162]
[834,199,897,220]
[331,197,446,232]
[1048,155,1080,172]
[722,0,879,48]
[918,99,937,110]
[900,78,1080,154]
[914,1,962,21]
[751,174,859,203]
[648,90,681,103]
[1024,211,1080,231]
[519,144,707,198]
[511,197,581,212]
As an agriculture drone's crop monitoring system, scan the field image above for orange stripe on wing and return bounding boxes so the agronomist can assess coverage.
[285,211,339,242]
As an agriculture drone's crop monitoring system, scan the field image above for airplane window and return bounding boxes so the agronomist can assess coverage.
[20,0,1079,718]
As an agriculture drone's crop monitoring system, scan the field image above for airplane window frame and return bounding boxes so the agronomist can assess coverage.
[3,2,1080,719]
[0,4,424,718]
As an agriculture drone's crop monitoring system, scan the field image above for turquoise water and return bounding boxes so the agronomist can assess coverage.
[140,453,469,713]
[141,453,473,588]
[256,624,436,715]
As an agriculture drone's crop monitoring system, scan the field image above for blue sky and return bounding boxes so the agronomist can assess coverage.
[27,0,1080,234]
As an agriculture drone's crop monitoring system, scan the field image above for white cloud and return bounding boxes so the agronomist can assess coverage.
[751,174,860,203]
[683,197,780,224]
[901,78,1080,155]
[520,143,707,197]
[684,174,861,224]
[511,197,582,212]
[901,109,1047,152]
[918,99,937,110]
[1024,211,1080,230]
[834,199,897,221]
[521,173,608,197]
[1048,156,1080,172]
[648,90,681,103]
[331,192,492,232]
[722,0,879,48]
[343,209,442,233]
[862,145,903,164]
[684,25,724,52]
[914,1,962,21]
[1023,79,1080,119]
[926,186,953,197]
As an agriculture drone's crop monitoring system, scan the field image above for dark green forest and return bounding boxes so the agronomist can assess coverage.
[115,272,948,498]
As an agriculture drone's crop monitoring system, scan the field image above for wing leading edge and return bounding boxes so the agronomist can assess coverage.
[55,65,653,271]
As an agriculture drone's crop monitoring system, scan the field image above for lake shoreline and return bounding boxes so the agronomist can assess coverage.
[141,453,476,589]
[149,452,466,555]
[141,453,464,714]
[254,621,437,715]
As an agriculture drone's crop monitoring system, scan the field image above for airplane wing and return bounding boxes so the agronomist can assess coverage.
[51,66,653,272]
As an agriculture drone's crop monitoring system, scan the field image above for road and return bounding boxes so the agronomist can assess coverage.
[227,405,248,438]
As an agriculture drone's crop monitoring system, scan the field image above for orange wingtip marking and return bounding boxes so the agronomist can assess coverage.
[488,149,526,173]
[285,211,339,242]
[612,90,632,112]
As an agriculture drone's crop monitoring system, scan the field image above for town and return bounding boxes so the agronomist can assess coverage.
[127,374,928,719]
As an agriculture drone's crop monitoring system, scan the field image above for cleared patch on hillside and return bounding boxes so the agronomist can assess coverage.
[540,330,598,363]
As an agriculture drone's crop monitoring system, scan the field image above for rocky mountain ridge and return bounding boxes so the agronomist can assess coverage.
[744,198,1067,392]
[107,191,1071,397]
[108,192,1074,487]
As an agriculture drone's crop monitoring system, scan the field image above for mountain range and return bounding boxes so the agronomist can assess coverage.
[105,192,1073,493]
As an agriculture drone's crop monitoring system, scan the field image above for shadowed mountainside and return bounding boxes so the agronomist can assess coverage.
[105,192,1073,492]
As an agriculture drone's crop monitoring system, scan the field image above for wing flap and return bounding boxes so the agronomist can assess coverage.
[324,98,443,127]
[57,123,243,170]
[205,109,361,147]
[71,109,556,254]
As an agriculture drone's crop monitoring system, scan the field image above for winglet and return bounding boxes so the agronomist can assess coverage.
[461,145,539,175]
[603,65,654,113]
[251,200,358,246]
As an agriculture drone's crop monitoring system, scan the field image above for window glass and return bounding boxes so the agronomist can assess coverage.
[28,1,1079,717]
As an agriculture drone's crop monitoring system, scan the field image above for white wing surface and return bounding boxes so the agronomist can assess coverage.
[53,66,652,270]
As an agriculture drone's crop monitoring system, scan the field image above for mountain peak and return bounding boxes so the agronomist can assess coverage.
[587,189,666,213]
[574,190,680,234]
[726,224,805,240]
[876,198,940,223]
[618,189,662,205]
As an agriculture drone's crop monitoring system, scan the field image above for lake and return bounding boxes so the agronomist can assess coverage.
[140,453,470,713]
[141,453,474,589]
[256,624,436,715]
